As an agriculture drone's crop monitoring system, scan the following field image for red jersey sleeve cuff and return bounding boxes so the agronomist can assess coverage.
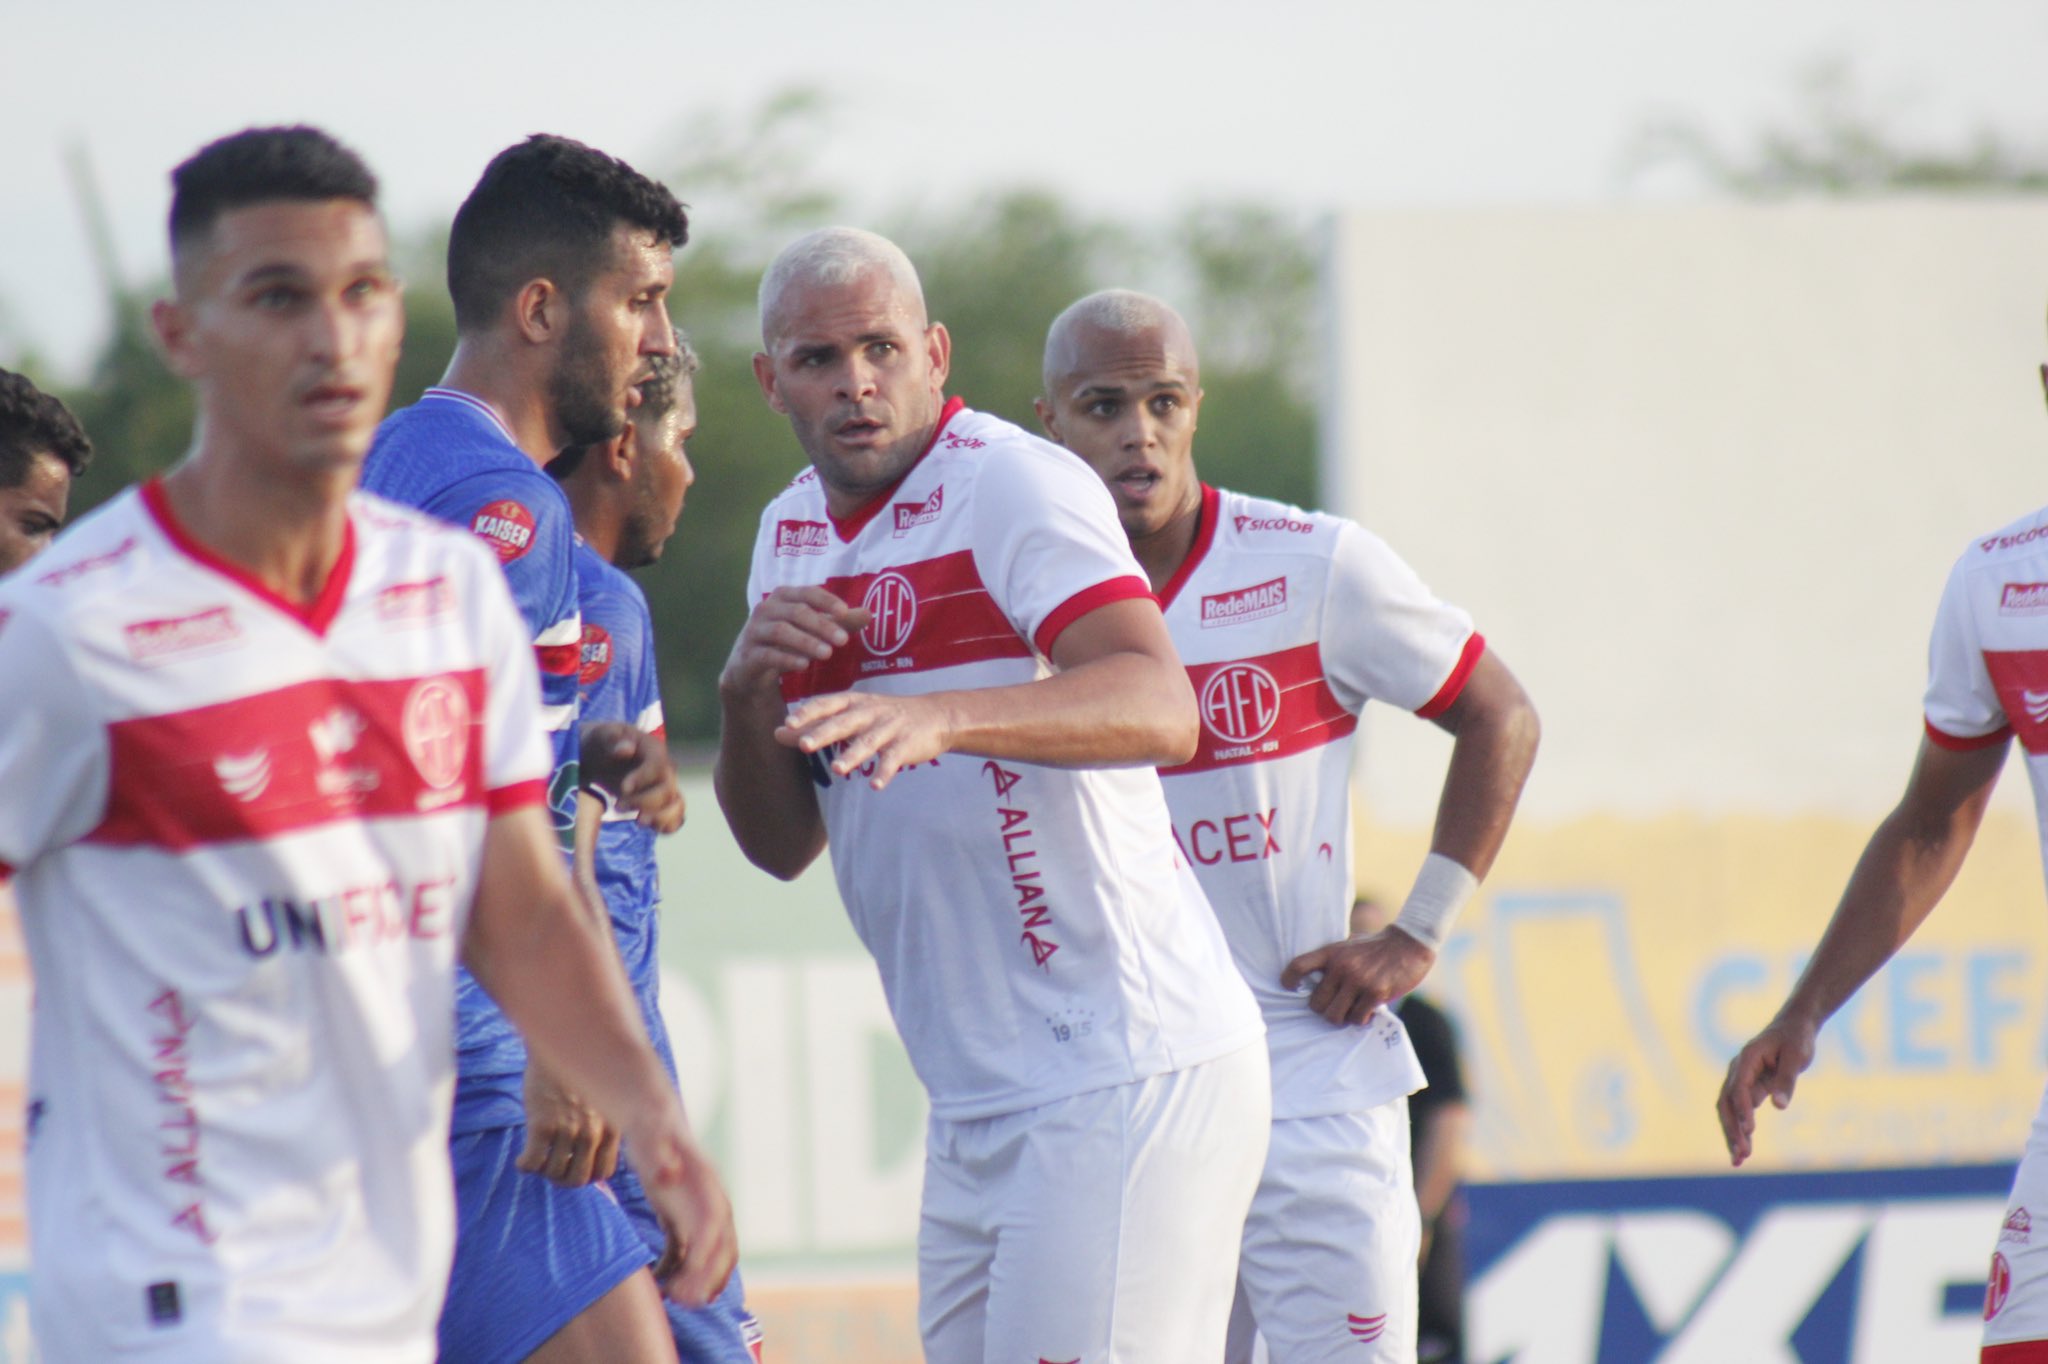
[1924,717,2012,752]
[1416,632,1487,720]
[1033,576,1155,658]
[486,779,550,815]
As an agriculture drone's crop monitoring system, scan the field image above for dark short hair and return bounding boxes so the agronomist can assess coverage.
[0,369,92,489]
[447,135,689,332]
[547,344,695,482]
[168,126,378,268]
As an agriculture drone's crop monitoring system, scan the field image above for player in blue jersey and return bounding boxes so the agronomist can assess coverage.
[362,135,709,1363]
[551,346,763,1361]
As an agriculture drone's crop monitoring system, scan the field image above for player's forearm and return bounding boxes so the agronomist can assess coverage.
[1412,1104,1469,1222]
[929,649,1197,768]
[715,682,827,879]
[1430,672,1539,879]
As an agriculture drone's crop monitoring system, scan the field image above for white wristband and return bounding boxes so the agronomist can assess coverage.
[1388,852,1478,952]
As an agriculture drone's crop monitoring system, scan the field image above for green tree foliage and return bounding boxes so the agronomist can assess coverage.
[19,91,1322,745]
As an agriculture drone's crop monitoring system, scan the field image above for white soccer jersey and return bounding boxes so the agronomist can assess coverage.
[0,481,550,1362]
[747,401,1263,1120]
[1155,486,1482,1119]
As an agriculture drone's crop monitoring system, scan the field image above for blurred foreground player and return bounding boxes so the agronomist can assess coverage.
[0,125,731,1363]
[363,134,703,1362]
[1038,290,1536,1363]
[718,228,1268,1363]
[1717,330,2048,1361]
[0,366,92,574]
[551,348,764,1360]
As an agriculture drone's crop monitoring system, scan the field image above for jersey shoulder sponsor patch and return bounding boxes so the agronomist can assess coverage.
[469,500,538,563]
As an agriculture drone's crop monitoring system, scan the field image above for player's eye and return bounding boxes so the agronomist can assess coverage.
[1152,394,1180,413]
[254,285,304,310]
[1087,400,1119,418]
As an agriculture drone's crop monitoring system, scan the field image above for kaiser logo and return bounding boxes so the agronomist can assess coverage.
[861,571,918,656]
[775,519,830,557]
[1200,576,1289,628]
[2003,583,2048,616]
[470,500,537,563]
[1233,513,1313,535]
[123,606,240,662]
[213,749,272,803]
[2003,1206,2032,1245]
[1200,662,1281,744]
[891,486,944,537]
[376,576,454,622]
[580,623,613,684]
[402,677,472,796]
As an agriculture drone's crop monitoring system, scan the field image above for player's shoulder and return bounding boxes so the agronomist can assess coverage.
[1210,486,1349,556]
[941,403,1107,503]
[10,487,154,616]
[572,542,650,616]
[1955,505,2048,573]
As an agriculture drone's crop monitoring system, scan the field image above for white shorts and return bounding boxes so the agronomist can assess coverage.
[918,1042,1271,1364]
[1985,1097,2048,1359]
[1225,1099,1420,1364]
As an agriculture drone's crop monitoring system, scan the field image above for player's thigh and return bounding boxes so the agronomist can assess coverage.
[526,1270,680,1364]
[983,1042,1271,1364]
[919,1112,1000,1364]
[437,1126,657,1364]
[611,1161,766,1364]
[1237,1101,1419,1364]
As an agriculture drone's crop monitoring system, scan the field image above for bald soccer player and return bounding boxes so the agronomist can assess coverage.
[1038,290,1538,1364]
[718,228,1269,1364]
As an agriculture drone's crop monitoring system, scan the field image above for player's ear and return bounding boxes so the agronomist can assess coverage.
[752,351,786,415]
[925,322,952,392]
[514,278,559,346]
[1033,397,1062,444]
[605,424,637,483]
[150,298,203,380]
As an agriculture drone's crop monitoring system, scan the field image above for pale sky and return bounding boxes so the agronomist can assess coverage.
[4,0,2045,376]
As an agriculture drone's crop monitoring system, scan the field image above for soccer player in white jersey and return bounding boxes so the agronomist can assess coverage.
[1038,290,1540,1364]
[0,125,734,1363]
[1717,339,2048,1362]
[718,228,1270,1363]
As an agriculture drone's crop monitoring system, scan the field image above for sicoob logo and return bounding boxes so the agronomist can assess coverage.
[1200,663,1281,743]
[470,500,536,563]
[1200,576,1288,628]
[861,572,918,655]
[776,519,829,556]
[579,624,613,684]
[1234,513,1312,535]
[892,486,944,537]
[402,678,471,794]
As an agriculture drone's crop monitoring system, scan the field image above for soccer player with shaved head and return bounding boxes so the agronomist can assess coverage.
[720,228,1270,1363]
[0,125,731,1362]
[0,367,92,575]
[1039,289,1539,1363]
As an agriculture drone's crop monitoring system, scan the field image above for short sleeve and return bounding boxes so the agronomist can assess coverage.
[971,446,1153,658]
[1924,554,2010,750]
[467,557,552,814]
[576,560,662,735]
[1322,522,1482,718]
[0,602,111,870]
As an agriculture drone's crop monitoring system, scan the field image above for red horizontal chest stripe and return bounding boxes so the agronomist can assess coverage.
[781,549,1032,702]
[90,671,491,852]
[1161,641,1357,777]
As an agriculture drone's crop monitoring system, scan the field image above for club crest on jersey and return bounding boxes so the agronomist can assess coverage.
[401,677,471,801]
[2003,583,2048,615]
[580,623,613,684]
[1989,1252,2014,1319]
[891,486,944,536]
[1200,663,1281,745]
[861,571,918,656]
[470,500,537,563]
[123,605,241,663]
[1200,576,1288,628]
[776,519,830,556]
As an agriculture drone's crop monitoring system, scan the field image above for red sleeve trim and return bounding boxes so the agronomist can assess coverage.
[486,779,549,815]
[1981,1341,2048,1362]
[1034,575,1156,659]
[536,642,581,677]
[1416,632,1487,720]
[0,860,13,884]
[1924,717,2012,752]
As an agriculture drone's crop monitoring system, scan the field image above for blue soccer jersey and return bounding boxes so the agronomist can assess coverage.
[363,388,583,1134]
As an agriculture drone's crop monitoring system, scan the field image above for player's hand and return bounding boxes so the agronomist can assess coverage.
[720,586,871,700]
[776,690,954,791]
[582,720,685,833]
[518,1061,621,1187]
[1281,926,1436,1026]
[634,1133,739,1308]
[1716,1013,1817,1167]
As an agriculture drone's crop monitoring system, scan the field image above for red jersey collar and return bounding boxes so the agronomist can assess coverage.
[825,396,967,541]
[1154,483,1221,610]
[140,477,357,637]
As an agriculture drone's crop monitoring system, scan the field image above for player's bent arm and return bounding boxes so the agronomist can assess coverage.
[1716,734,2006,1164]
[1413,1100,1471,1226]
[465,803,737,1304]
[780,597,1196,786]
[1421,649,1541,881]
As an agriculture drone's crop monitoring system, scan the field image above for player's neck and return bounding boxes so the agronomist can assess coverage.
[158,450,352,606]
[439,342,563,472]
[1130,490,1205,593]
[571,498,623,566]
